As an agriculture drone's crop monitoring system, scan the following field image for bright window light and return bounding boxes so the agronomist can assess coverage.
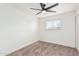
[46,20,63,30]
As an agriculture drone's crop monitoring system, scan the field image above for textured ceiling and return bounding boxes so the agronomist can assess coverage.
[5,3,79,18]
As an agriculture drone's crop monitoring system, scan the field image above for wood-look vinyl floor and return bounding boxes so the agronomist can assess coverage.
[7,41,79,56]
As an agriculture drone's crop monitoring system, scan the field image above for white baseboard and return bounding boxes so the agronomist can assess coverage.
[4,39,38,56]
[0,53,7,56]
[2,40,76,56]
[76,47,79,52]
[40,40,75,48]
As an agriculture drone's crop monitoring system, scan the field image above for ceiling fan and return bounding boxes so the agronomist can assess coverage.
[30,3,59,15]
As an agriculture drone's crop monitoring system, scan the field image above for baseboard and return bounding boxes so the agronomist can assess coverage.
[5,40,38,56]
[0,53,7,56]
[76,47,79,52]
[40,40,75,48]
[3,40,76,56]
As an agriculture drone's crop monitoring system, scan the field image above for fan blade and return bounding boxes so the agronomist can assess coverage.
[40,3,45,10]
[36,11,42,15]
[45,3,59,10]
[30,8,41,11]
[46,10,56,13]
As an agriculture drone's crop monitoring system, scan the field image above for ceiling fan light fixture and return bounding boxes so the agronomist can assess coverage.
[30,3,59,15]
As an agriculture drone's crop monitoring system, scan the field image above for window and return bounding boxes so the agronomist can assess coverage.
[46,20,63,30]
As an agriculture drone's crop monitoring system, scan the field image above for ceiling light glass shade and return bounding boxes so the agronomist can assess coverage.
[42,11,46,13]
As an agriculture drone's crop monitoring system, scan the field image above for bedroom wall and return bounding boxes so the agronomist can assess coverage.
[76,6,79,51]
[76,15,79,51]
[39,11,76,48]
[0,4,38,55]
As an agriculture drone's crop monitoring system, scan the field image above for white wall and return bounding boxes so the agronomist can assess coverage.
[76,15,79,51]
[76,6,79,51]
[39,11,76,48]
[0,4,38,55]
